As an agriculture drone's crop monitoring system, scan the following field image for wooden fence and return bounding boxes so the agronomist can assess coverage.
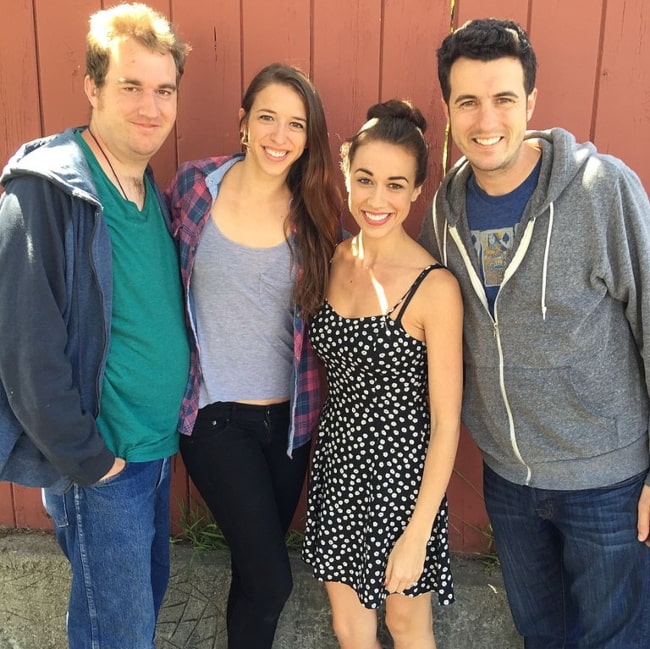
[1,0,648,552]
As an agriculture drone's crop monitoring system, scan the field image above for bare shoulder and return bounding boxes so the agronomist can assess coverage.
[421,263,461,296]
[413,264,463,320]
[331,238,353,262]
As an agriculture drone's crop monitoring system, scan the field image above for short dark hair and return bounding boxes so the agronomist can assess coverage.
[341,99,429,188]
[86,3,190,87]
[437,18,537,103]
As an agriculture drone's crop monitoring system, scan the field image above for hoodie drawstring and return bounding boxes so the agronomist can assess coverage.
[541,202,554,320]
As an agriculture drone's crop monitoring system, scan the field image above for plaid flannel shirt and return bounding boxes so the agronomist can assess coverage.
[166,154,321,455]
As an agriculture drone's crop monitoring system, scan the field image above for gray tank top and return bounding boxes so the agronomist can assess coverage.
[192,218,294,406]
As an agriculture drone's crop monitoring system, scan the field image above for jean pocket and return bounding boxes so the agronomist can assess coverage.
[190,415,231,442]
[92,462,129,488]
[42,489,69,528]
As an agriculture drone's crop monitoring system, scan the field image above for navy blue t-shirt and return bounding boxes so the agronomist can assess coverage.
[466,161,541,314]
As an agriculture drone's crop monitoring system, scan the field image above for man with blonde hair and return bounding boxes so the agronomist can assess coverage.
[0,4,190,647]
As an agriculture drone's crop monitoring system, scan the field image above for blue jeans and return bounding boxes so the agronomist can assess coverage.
[484,464,650,649]
[43,457,172,649]
[180,401,310,649]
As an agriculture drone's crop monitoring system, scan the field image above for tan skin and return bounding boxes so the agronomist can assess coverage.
[324,140,463,649]
[209,82,308,405]
[82,38,179,210]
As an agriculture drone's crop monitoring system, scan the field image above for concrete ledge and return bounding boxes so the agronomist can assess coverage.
[0,529,522,649]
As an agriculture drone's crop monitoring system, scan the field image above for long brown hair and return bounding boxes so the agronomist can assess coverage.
[240,63,341,318]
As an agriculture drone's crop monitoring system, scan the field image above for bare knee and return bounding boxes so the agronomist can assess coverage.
[385,604,412,642]
[385,594,435,649]
[326,582,380,649]
[331,614,379,649]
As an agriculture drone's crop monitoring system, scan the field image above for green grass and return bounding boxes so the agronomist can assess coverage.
[175,500,305,552]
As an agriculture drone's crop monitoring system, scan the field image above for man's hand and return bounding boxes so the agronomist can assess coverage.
[100,457,126,482]
[637,483,650,547]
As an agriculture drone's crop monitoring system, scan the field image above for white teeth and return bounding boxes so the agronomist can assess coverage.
[365,212,390,222]
[475,136,501,145]
[266,148,288,158]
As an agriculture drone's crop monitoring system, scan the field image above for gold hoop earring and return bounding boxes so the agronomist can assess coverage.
[239,130,250,154]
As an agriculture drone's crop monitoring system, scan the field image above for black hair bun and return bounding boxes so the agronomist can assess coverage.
[366,99,427,133]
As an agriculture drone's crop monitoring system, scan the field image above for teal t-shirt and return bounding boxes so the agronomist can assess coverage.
[76,131,189,461]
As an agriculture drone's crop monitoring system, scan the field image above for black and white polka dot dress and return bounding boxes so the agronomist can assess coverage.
[302,264,454,609]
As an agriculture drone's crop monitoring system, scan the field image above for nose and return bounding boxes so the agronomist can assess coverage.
[270,121,289,143]
[137,90,160,118]
[367,183,386,207]
[476,103,498,130]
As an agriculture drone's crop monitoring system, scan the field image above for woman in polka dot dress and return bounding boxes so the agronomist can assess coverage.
[302,100,463,648]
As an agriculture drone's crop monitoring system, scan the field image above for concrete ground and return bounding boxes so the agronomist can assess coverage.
[0,528,522,649]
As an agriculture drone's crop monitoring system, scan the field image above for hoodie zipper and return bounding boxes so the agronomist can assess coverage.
[88,205,112,415]
[449,221,537,484]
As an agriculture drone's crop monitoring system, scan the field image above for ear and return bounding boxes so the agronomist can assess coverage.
[411,185,423,202]
[238,107,246,123]
[526,88,538,122]
[84,76,99,107]
[441,96,450,123]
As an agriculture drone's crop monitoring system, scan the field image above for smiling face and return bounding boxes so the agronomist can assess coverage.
[445,56,537,192]
[347,139,422,239]
[239,82,308,180]
[85,37,178,167]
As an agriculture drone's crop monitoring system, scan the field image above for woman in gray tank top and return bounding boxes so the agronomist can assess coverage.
[166,63,341,649]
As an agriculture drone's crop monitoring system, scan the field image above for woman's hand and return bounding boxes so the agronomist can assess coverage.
[384,530,427,594]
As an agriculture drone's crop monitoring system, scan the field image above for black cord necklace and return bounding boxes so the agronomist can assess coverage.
[86,128,128,200]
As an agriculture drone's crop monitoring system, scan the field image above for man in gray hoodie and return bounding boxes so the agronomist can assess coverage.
[419,18,650,649]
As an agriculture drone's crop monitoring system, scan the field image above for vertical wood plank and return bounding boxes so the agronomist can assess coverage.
[0,484,17,527]
[447,427,489,553]
[241,0,310,83]
[0,0,41,167]
[170,0,242,165]
[312,0,383,232]
[13,486,50,529]
[595,0,650,188]
[33,0,100,135]
[528,0,603,140]
[381,0,450,233]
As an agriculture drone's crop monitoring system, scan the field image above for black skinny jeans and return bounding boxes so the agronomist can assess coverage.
[180,401,310,649]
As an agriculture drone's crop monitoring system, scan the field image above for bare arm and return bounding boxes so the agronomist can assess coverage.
[385,269,463,593]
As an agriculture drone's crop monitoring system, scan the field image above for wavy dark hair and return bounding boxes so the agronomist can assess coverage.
[240,63,341,318]
[437,18,537,104]
[341,99,429,188]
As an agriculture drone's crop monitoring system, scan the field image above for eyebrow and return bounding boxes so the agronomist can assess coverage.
[453,90,519,104]
[255,107,307,123]
[117,77,177,91]
[354,167,409,182]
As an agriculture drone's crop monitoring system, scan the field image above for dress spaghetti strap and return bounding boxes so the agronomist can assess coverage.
[387,264,443,326]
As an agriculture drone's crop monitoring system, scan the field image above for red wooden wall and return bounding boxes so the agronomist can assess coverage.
[1,0,648,553]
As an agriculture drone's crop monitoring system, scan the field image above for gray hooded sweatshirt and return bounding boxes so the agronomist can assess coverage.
[419,128,650,490]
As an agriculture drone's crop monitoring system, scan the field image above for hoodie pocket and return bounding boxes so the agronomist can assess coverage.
[502,366,619,462]
[462,364,625,464]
